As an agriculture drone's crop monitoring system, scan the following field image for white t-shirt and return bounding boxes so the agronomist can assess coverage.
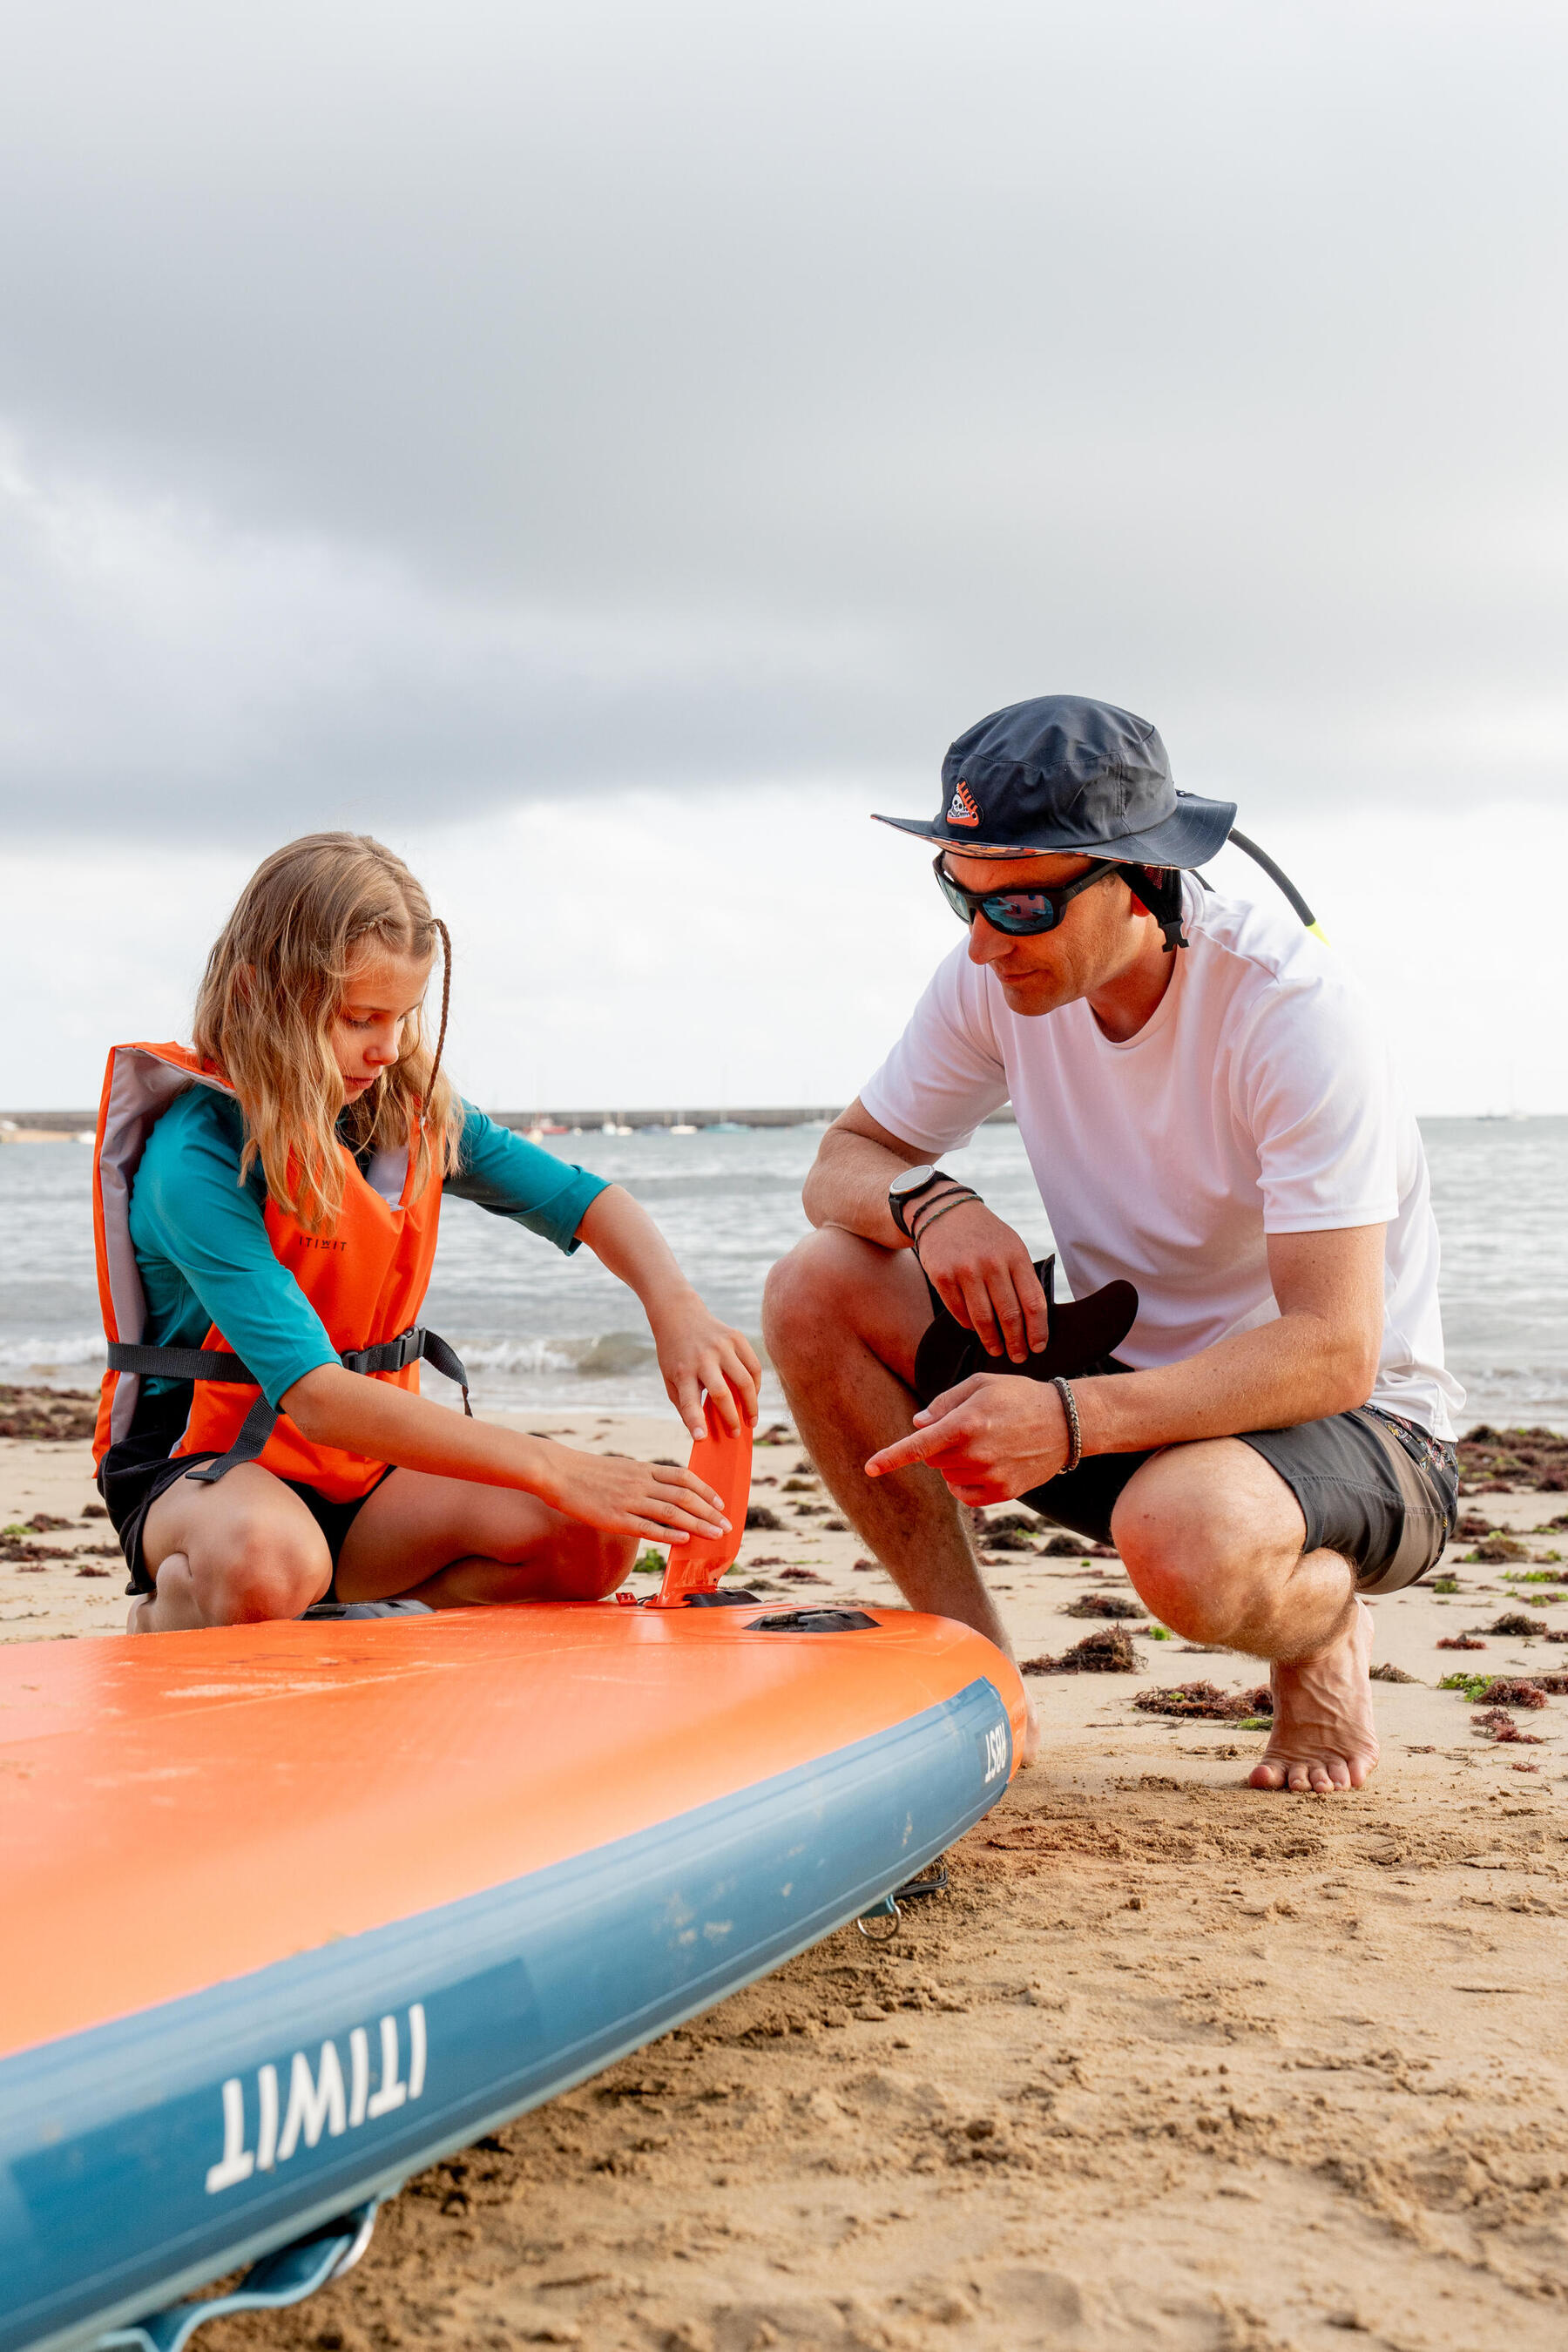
[860,879,1462,1439]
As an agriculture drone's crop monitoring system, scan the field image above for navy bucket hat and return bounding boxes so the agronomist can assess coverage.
[874,694,1235,867]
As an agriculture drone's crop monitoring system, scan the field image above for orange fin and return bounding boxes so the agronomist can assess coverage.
[652,1392,752,1606]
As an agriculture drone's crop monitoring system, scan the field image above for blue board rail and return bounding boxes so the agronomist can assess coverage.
[2,1676,1010,2352]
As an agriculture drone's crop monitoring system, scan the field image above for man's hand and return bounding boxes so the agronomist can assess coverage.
[646,1291,761,1440]
[913,1199,1051,1364]
[864,1372,1071,1504]
[801,1102,1048,1361]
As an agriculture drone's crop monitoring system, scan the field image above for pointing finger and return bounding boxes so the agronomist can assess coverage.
[866,1418,966,1478]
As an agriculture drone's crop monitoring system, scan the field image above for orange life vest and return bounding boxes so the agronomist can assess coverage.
[91,1042,469,1504]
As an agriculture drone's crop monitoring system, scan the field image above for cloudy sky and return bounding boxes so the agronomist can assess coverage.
[3,2,1565,1112]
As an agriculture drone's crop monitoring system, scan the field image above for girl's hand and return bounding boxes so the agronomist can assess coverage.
[647,1290,762,1439]
[534,1443,731,1544]
[863,1374,1070,1504]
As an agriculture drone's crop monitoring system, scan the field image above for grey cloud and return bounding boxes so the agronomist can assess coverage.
[1,0,1565,835]
[0,439,909,833]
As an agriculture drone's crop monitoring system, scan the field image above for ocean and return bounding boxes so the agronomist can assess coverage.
[3,1118,1564,1429]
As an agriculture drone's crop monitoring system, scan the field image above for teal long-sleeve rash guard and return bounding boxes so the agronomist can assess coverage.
[127,1089,611,1409]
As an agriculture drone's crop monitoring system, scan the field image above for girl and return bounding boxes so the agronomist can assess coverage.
[92,832,759,1632]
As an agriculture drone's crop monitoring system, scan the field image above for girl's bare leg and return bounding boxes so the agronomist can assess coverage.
[130,1457,640,1632]
[130,1463,333,1632]
[335,1467,637,1606]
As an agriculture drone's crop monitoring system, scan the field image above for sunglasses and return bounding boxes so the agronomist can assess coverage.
[933,853,1122,936]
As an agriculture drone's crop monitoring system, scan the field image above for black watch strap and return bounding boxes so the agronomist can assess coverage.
[889,1166,951,1238]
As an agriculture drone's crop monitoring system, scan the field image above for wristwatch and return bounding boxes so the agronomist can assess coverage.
[888,1165,954,1238]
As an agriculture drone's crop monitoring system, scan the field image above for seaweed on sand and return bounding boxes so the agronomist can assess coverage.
[0,1386,98,1442]
[1456,1425,1568,1494]
[1020,1626,1144,1675]
[1132,1680,1273,1720]
[1438,1674,1549,1707]
[1471,1707,1544,1745]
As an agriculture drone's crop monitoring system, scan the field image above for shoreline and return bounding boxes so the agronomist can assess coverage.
[5,1415,1568,2342]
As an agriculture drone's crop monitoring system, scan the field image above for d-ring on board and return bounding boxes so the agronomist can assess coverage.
[96,2196,386,2352]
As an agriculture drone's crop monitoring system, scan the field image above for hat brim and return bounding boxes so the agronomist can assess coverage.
[871,790,1238,869]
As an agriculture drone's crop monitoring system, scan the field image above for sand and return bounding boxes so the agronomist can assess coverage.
[5,1416,1567,2350]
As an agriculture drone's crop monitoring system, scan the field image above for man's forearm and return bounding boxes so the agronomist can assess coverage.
[1075,1313,1379,1456]
[801,1127,922,1246]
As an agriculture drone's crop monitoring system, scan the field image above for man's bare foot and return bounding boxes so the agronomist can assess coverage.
[1249,1596,1378,1794]
[1017,1688,1040,1769]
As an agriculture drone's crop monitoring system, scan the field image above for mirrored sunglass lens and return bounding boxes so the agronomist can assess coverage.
[986,894,1056,934]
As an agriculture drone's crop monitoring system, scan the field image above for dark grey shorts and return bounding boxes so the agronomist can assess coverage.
[1013,1402,1457,1596]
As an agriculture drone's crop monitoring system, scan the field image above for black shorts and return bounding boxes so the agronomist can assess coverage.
[1031,1405,1456,1595]
[914,1358,1458,1596]
[99,1392,395,1599]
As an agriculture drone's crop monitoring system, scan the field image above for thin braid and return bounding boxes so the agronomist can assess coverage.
[425,918,452,1118]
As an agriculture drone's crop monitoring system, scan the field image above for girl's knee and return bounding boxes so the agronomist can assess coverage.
[552,1528,637,1603]
[191,1513,331,1623]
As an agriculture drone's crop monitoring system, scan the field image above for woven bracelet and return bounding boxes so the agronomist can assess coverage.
[1050,1375,1083,1476]
[908,1188,979,1254]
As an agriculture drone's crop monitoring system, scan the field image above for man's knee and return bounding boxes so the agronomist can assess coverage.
[188,1511,331,1623]
[763,1227,897,1371]
[764,1232,841,1363]
[1112,1449,1294,1641]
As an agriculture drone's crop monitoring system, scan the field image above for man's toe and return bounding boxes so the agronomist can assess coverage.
[1249,1758,1286,1789]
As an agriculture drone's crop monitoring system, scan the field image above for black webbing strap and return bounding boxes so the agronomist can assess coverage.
[110,1325,473,1489]
[185,1392,281,1484]
[341,1327,473,1417]
[1116,863,1191,953]
[106,1341,255,1382]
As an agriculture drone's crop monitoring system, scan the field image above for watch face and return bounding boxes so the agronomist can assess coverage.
[889,1165,938,1200]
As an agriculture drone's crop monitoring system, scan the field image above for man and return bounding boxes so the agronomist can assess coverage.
[763,696,1460,1793]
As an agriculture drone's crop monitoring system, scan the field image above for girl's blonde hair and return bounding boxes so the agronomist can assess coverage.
[192,833,463,1232]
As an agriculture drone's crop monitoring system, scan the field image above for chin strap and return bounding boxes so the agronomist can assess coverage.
[1118,863,1190,953]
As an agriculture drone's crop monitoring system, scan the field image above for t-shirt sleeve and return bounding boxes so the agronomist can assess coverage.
[132,1095,340,1408]
[858,946,1010,1154]
[444,1102,611,1252]
[1232,971,1402,1233]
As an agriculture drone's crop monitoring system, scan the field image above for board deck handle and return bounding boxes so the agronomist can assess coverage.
[651,1390,752,1607]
